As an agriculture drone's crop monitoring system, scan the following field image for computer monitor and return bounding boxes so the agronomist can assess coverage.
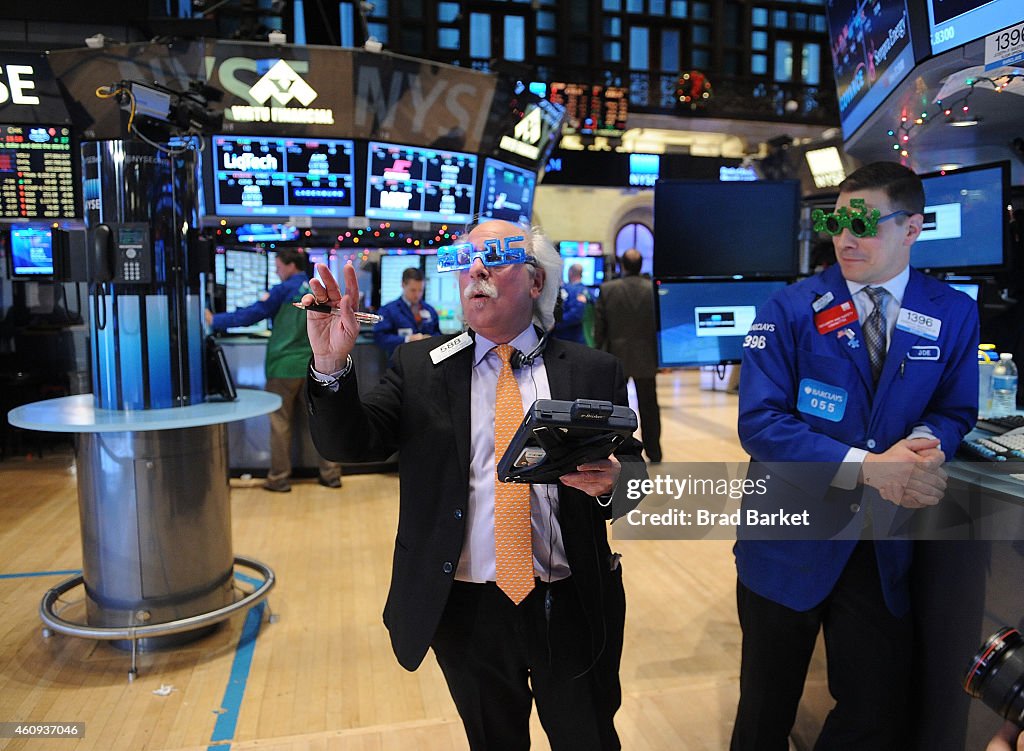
[559,241,603,257]
[912,162,1009,273]
[654,278,790,367]
[946,279,981,301]
[7,225,54,278]
[216,247,272,335]
[424,256,464,333]
[379,253,422,308]
[478,158,536,225]
[0,124,78,220]
[562,256,605,286]
[365,142,477,224]
[208,134,356,218]
[654,180,800,278]
[927,0,1020,54]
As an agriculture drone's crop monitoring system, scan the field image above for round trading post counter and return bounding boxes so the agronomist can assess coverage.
[7,389,281,675]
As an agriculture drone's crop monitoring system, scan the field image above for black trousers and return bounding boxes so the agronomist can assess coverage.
[431,578,621,751]
[631,376,662,462]
[730,541,912,751]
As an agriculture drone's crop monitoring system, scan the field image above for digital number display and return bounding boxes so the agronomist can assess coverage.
[0,124,77,219]
[211,135,355,218]
[365,141,477,224]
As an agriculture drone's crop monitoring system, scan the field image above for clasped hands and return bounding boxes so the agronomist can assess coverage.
[860,437,947,509]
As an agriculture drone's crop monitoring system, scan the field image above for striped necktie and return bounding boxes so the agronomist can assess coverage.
[492,344,534,604]
[863,286,890,384]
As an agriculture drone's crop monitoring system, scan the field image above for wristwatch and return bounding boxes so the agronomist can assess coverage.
[309,355,353,388]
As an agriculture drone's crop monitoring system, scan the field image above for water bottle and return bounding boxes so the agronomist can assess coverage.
[991,352,1018,416]
[978,346,997,417]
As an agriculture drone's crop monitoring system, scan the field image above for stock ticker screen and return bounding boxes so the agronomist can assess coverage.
[210,134,356,218]
[365,142,477,224]
[0,124,77,220]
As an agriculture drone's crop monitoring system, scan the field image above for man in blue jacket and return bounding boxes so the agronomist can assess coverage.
[373,266,441,357]
[207,248,342,492]
[732,162,978,750]
[552,262,592,344]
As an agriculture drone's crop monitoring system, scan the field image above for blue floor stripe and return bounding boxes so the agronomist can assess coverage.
[207,572,269,751]
[0,569,82,580]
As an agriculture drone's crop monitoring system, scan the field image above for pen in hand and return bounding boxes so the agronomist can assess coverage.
[292,302,383,325]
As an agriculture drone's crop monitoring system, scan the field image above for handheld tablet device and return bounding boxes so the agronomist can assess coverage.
[497,399,638,484]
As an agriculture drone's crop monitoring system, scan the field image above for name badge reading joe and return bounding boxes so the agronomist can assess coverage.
[797,378,848,422]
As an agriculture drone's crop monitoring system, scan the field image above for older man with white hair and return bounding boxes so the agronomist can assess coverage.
[302,220,645,751]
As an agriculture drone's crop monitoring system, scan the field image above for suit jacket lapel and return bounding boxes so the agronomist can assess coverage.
[875,269,940,392]
[443,338,474,476]
[543,337,573,400]
[817,266,874,393]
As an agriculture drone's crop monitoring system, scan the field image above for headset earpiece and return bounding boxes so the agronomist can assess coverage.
[510,329,549,370]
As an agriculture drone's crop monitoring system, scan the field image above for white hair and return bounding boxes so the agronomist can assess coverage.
[522,224,563,332]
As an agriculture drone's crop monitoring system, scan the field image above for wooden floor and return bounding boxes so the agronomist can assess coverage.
[0,370,826,751]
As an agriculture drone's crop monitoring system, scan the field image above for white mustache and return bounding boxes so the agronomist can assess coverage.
[463,279,498,300]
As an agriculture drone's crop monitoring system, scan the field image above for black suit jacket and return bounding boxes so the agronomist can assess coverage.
[594,275,659,379]
[307,333,645,672]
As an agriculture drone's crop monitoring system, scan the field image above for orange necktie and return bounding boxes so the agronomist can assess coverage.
[493,344,535,604]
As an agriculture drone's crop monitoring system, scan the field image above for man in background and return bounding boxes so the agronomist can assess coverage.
[594,248,662,463]
[207,248,342,492]
[373,266,441,357]
[552,262,593,345]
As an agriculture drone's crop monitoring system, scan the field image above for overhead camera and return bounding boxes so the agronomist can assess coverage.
[116,79,224,137]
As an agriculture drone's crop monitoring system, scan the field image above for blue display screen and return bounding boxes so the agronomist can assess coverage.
[911,163,1007,271]
[366,142,477,224]
[655,279,788,367]
[9,226,53,276]
[562,256,604,286]
[826,0,915,138]
[478,158,536,225]
[929,0,1021,55]
[211,135,356,218]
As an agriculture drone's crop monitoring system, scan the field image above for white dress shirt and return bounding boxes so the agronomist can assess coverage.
[833,265,936,488]
[455,326,571,583]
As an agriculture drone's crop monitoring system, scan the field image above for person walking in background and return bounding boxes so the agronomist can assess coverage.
[552,262,592,345]
[594,248,662,463]
[207,248,342,492]
[373,266,441,357]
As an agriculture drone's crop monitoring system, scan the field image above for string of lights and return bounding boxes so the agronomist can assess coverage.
[210,220,464,251]
[888,71,1024,162]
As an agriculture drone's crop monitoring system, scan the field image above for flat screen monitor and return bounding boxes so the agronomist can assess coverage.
[655,278,790,367]
[559,241,604,257]
[562,256,605,286]
[234,224,301,242]
[8,225,53,278]
[209,135,356,218]
[654,180,800,278]
[379,254,422,308]
[0,124,78,219]
[946,280,981,301]
[825,0,915,138]
[217,247,272,335]
[366,142,477,224]
[928,0,1019,55]
[911,162,1008,272]
[478,158,536,225]
[424,256,465,334]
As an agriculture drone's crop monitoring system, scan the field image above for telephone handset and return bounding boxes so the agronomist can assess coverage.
[89,222,153,284]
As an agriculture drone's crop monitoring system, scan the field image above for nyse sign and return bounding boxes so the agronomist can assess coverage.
[0,65,40,105]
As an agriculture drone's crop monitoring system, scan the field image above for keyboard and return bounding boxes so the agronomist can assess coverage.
[975,414,1024,435]
[959,430,1024,465]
